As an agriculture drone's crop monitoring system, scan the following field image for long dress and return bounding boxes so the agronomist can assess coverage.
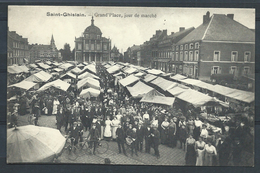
[52,100,60,115]
[185,138,196,166]
[168,122,177,148]
[195,141,206,166]
[104,119,112,138]
[111,119,120,139]
[161,121,169,144]
[204,144,217,166]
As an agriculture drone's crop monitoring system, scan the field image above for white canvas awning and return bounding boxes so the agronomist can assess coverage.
[38,79,70,92]
[78,71,100,80]
[24,71,52,83]
[77,77,100,90]
[119,74,139,87]
[79,88,100,98]
[126,81,154,98]
[151,77,178,91]
[8,80,38,90]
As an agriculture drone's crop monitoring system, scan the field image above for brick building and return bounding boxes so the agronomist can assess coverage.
[7,29,30,65]
[174,12,255,81]
[74,17,111,63]
[153,27,195,73]
[29,35,59,62]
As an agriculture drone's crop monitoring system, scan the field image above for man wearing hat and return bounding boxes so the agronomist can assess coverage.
[151,126,160,159]
[116,124,127,156]
[87,123,100,155]
[144,123,152,154]
[69,122,80,146]
[136,122,144,152]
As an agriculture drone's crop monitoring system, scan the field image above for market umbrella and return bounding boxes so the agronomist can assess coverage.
[7,125,66,163]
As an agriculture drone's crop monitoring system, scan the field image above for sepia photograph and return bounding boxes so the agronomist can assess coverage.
[7,6,255,166]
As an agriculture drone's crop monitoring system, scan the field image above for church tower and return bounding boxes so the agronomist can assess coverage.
[50,34,56,51]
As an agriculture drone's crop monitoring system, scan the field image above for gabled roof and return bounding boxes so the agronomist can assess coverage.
[177,14,255,44]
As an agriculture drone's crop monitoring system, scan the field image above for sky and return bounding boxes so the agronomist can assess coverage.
[8,6,255,52]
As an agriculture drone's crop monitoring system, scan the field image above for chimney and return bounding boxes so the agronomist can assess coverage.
[227,14,234,20]
[163,29,167,35]
[156,30,162,35]
[171,32,174,35]
[179,27,185,32]
[203,11,210,24]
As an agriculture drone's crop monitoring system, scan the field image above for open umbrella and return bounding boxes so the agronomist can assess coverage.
[7,125,66,163]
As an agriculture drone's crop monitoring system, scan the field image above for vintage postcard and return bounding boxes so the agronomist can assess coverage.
[7,6,254,166]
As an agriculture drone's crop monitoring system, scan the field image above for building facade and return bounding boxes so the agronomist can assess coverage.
[124,45,141,65]
[29,35,59,62]
[173,12,255,81]
[110,45,122,62]
[7,29,30,65]
[74,17,111,63]
[153,27,195,73]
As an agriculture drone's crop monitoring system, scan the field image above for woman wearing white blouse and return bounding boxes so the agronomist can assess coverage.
[204,141,217,166]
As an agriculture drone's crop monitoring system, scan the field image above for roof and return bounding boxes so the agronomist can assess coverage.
[176,89,214,107]
[80,88,100,98]
[24,71,52,83]
[167,85,189,96]
[38,79,70,92]
[60,72,77,79]
[119,74,140,87]
[177,14,255,44]
[8,80,38,90]
[146,69,165,75]
[78,71,100,80]
[126,81,154,98]
[170,74,187,81]
[84,17,102,35]
[8,65,29,74]
[143,74,158,83]
[83,64,96,74]
[159,27,195,44]
[37,63,51,69]
[59,63,74,70]
[140,89,174,106]
[77,77,100,90]
[180,78,215,90]
[151,77,178,91]
[107,64,123,74]
[225,89,254,103]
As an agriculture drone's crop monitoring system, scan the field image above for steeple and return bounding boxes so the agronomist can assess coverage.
[50,34,55,45]
[50,34,56,51]
[91,16,94,26]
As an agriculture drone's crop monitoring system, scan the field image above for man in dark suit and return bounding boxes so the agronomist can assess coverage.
[56,105,64,132]
[136,123,144,152]
[130,128,138,156]
[151,126,160,159]
[87,123,100,155]
[144,124,152,154]
[116,124,127,156]
[69,122,80,146]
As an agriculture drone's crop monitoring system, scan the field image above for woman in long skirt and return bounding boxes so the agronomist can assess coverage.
[195,137,206,166]
[168,118,177,148]
[111,116,120,140]
[204,141,217,166]
[104,116,112,141]
[160,117,169,145]
[52,97,60,115]
[185,134,196,166]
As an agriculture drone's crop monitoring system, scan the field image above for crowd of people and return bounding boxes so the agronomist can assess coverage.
[7,62,253,166]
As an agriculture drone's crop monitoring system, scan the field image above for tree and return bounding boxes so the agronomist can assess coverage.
[60,43,73,61]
